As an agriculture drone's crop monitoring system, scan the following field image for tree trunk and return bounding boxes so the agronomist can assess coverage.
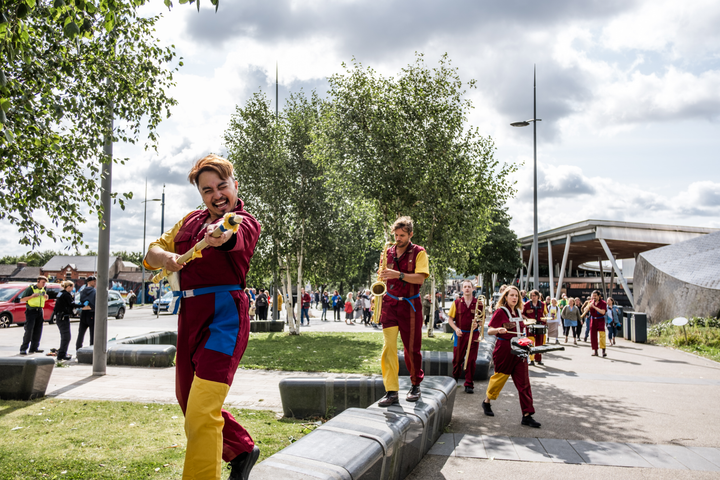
[427,273,435,338]
[283,254,299,335]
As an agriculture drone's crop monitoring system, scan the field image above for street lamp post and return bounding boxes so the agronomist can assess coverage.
[511,65,542,292]
[141,178,161,305]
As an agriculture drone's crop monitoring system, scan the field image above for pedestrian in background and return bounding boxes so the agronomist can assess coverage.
[75,276,97,351]
[344,292,355,325]
[321,291,330,321]
[50,280,83,361]
[547,298,561,344]
[19,275,49,355]
[255,289,268,320]
[300,287,311,326]
[562,299,581,345]
[332,290,342,321]
[422,294,431,327]
[361,289,372,326]
[605,297,620,346]
[354,291,363,324]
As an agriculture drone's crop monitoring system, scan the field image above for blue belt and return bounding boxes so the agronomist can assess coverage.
[452,328,480,347]
[385,293,420,311]
[171,285,243,314]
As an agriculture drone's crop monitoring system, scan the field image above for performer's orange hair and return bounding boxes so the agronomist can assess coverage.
[187,154,234,186]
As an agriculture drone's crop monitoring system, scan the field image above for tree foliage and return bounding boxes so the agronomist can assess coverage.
[316,53,516,278]
[463,206,522,284]
[0,249,60,266]
[0,1,181,250]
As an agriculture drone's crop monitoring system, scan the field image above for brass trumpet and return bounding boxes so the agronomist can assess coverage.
[464,294,486,370]
[371,242,394,324]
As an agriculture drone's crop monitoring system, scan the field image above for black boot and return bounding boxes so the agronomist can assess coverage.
[464,386,474,394]
[227,446,260,480]
[521,414,541,428]
[406,385,421,402]
[378,391,399,407]
[482,401,494,416]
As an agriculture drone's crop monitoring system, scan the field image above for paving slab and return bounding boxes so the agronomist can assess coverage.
[688,447,720,468]
[627,443,689,470]
[482,435,520,461]
[660,445,720,472]
[454,433,487,459]
[427,433,455,456]
[510,437,553,463]
[538,438,585,464]
[569,440,652,468]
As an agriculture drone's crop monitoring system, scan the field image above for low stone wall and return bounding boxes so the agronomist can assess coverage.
[279,376,385,418]
[250,320,285,333]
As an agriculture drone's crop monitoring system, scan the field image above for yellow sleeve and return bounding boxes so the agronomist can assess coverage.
[414,250,430,278]
[142,214,189,270]
[448,301,457,319]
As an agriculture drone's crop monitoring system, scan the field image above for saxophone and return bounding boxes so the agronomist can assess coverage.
[464,294,486,370]
[371,242,394,324]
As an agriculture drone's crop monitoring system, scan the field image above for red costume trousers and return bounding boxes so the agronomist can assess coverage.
[590,318,606,350]
[381,298,425,389]
[528,332,545,362]
[176,292,254,467]
[452,330,480,388]
[486,338,534,415]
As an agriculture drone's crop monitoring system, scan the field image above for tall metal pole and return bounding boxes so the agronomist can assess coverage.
[161,184,165,235]
[272,61,279,321]
[141,178,147,305]
[93,84,113,376]
[532,65,540,292]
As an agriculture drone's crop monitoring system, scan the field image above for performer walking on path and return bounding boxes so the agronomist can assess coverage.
[587,290,608,357]
[377,217,430,407]
[483,286,541,428]
[144,155,261,480]
[448,280,483,394]
[522,290,547,366]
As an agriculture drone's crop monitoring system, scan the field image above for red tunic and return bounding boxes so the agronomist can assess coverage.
[488,306,526,375]
[174,200,261,461]
[380,242,427,386]
[451,297,483,387]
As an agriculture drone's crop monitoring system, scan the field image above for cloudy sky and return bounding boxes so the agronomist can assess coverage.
[4,0,720,256]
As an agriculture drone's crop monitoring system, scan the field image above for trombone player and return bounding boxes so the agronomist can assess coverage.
[448,280,484,394]
[376,217,430,407]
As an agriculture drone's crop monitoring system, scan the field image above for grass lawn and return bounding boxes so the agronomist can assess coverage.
[240,331,455,373]
[648,319,720,363]
[0,399,310,480]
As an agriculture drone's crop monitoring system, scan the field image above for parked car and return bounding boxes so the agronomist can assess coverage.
[71,289,126,319]
[0,282,62,328]
[153,291,173,315]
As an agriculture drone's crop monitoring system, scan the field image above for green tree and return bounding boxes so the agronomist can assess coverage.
[463,206,523,290]
[225,90,364,333]
[317,53,516,315]
[0,249,60,266]
[0,1,179,250]
[111,250,144,267]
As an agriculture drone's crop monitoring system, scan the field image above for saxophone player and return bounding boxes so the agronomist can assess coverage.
[448,280,484,393]
[377,216,430,407]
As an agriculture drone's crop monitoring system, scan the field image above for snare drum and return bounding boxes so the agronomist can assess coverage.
[527,324,547,336]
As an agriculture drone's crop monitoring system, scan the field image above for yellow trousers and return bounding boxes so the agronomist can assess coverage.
[486,372,511,400]
[381,326,400,391]
[183,375,229,480]
[599,331,606,349]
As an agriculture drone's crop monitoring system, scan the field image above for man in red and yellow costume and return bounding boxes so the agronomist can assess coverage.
[377,216,430,406]
[145,155,261,480]
[448,280,484,394]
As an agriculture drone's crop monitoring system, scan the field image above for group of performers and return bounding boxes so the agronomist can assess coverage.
[146,154,611,478]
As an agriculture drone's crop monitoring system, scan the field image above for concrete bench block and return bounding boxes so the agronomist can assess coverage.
[367,387,442,458]
[77,331,178,367]
[0,357,55,400]
[250,320,284,333]
[279,376,385,418]
[399,376,457,431]
[253,430,386,479]
[398,346,494,381]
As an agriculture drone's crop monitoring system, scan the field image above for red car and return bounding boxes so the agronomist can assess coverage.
[0,282,63,328]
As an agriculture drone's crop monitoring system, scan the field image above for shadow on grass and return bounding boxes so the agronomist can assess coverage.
[0,399,34,419]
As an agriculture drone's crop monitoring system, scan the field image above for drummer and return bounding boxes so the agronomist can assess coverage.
[522,290,547,366]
